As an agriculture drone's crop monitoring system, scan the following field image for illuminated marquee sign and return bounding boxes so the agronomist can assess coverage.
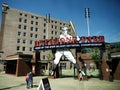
[34,36,105,50]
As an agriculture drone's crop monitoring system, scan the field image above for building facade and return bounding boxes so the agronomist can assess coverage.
[0,3,76,60]
[0,3,77,76]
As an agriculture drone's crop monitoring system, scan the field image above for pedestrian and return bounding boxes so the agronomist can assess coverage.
[26,73,30,89]
[29,72,33,88]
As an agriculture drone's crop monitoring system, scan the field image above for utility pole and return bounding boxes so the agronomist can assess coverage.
[85,8,90,36]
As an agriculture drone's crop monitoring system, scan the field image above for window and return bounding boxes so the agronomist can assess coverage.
[60,23,62,25]
[44,23,46,27]
[51,25,53,28]
[35,28,38,32]
[55,21,57,23]
[60,27,62,30]
[31,21,34,24]
[81,49,88,53]
[29,47,32,51]
[63,23,65,25]
[19,13,22,16]
[60,63,66,70]
[44,19,46,22]
[23,40,26,44]
[30,27,33,31]
[19,18,22,22]
[17,46,20,50]
[55,26,57,29]
[55,31,57,35]
[36,22,38,25]
[24,25,27,30]
[24,19,27,23]
[35,34,38,38]
[36,17,38,19]
[25,14,27,17]
[22,47,25,51]
[17,39,20,43]
[31,16,34,18]
[30,33,33,37]
[69,29,71,32]
[51,31,54,34]
[43,35,46,39]
[18,32,21,36]
[44,29,46,33]
[51,20,53,23]
[30,40,33,44]
[23,32,26,36]
[43,55,45,60]
[18,25,21,29]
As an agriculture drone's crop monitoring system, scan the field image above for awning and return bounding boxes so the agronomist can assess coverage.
[5,58,19,60]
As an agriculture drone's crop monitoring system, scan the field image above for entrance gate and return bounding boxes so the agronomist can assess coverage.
[33,36,111,80]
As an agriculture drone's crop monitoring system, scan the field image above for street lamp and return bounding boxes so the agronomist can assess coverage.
[85,8,90,36]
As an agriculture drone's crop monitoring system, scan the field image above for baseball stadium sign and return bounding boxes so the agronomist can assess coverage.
[34,36,105,50]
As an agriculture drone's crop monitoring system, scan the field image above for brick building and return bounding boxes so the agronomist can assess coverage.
[0,2,76,59]
[0,3,76,76]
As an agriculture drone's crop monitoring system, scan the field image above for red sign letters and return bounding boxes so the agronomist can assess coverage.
[35,36,105,47]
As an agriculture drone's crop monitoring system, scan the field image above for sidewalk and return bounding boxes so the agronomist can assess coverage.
[0,72,120,90]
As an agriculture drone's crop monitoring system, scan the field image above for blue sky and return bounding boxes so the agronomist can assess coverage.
[0,0,120,43]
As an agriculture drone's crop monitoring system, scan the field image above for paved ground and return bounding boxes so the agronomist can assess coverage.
[0,72,120,90]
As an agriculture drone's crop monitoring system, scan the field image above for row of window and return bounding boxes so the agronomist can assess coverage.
[16,46,33,52]
[19,13,69,26]
[19,18,39,25]
[17,31,58,40]
[17,39,33,45]
[18,24,61,32]
[19,13,38,19]
[18,32,38,38]
[18,25,39,31]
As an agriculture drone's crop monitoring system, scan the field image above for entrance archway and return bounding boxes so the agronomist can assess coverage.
[33,36,107,79]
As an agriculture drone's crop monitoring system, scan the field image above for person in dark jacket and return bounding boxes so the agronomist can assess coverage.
[29,72,33,88]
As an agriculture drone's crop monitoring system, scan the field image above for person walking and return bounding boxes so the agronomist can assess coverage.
[29,72,33,88]
[25,73,30,89]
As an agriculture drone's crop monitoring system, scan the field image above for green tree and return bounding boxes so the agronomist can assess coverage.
[46,53,53,60]
[89,47,101,63]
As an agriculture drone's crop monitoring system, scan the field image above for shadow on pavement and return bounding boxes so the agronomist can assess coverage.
[0,83,38,90]
[0,83,26,90]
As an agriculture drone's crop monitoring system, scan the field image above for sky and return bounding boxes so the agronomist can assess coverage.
[0,0,120,43]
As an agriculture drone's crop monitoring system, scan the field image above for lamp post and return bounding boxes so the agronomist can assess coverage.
[85,8,90,36]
